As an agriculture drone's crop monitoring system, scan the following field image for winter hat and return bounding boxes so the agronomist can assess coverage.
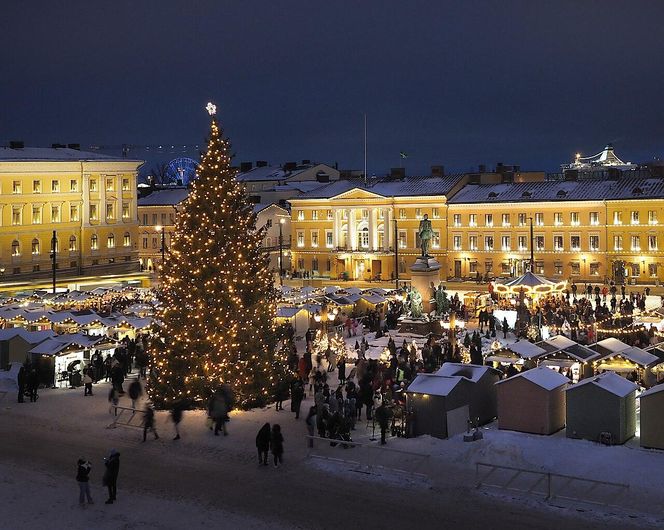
[109,448,118,456]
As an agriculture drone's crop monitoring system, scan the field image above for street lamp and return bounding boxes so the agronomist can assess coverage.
[155,225,165,271]
[279,217,285,286]
[393,218,399,289]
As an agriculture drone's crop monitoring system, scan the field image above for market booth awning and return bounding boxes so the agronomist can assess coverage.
[493,272,566,295]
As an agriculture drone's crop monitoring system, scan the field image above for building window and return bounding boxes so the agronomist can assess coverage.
[31,238,40,255]
[169,213,174,225]
[432,208,440,219]
[107,234,115,248]
[535,261,544,274]
[312,210,318,221]
[123,232,131,247]
[398,230,407,249]
[69,235,77,252]
[327,210,333,220]
[342,210,348,220]
[11,240,20,256]
[631,263,640,277]
[90,204,98,221]
[89,179,97,192]
[553,235,563,251]
[485,260,493,274]
[570,212,579,226]
[453,235,461,251]
[518,213,526,226]
[142,237,148,249]
[485,214,493,227]
[613,211,622,225]
[501,235,510,251]
[536,235,544,251]
[12,206,22,225]
[469,235,478,251]
[70,179,78,192]
[297,210,304,221]
[648,210,658,225]
[571,262,580,275]
[312,257,319,271]
[359,227,369,248]
[614,235,623,250]
[68,204,78,222]
[501,262,511,275]
[631,211,640,225]
[33,180,41,193]
[161,213,167,225]
[590,212,599,225]
[535,213,543,226]
[502,213,510,227]
[432,231,441,249]
[13,180,21,194]
[326,258,331,272]
[518,236,527,251]
[32,206,42,224]
[398,259,406,274]
[414,208,422,220]
[91,234,98,250]
[631,235,641,251]
[590,263,600,276]
[399,208,406,219]
[554,212,563,226]
[297,231,304,247]
[141,213,148,225]
[649,263,658,278]
[453,214,461,227]
[122,204,130,219]
[469,261,478,274]
[106,178,114,192]
[554,262,563,275]
[51,205,61,223]
[106,203,115,220]
[324,230,333,248]
[589,235,599,251]
[51,180,60,193]
[362,209,369,219]
[570,235,580,251]
[152,213,157,225]
[649,235,658,251]
[122,178,130,191]
[484,236,494,251]
[469,214,477,227]
[311,231,319,247]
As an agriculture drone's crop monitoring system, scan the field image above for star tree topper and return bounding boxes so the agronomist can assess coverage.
[206,102,217,116]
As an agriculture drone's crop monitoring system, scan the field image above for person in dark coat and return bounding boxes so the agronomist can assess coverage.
[128,380,142,410]
[76,458,93,504]
[375,402,392,445]
[290,379,305,419]
[103,449,120,504]
[338,357,346,385]
[270,424,284,467]
[170,401,184,440]
[256,422,271,465]
[305,406,316,448]
[502,317,509,339]
[17,365,26,403]
[27,368,39,402]
[142,404,159,442]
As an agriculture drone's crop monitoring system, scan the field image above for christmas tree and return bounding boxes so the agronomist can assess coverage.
[149,102,286,409]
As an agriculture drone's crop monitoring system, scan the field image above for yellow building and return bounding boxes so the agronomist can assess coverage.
[288,175,466,281]
[0,145,142,280]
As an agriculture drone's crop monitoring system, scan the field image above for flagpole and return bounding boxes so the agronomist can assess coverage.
[363,113,367,186]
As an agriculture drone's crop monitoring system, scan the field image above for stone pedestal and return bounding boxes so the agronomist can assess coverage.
[409,256,441,315]
[397,317,437,336]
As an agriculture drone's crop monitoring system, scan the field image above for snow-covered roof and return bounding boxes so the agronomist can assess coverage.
[507,340,547,359]
[406,374,465,397]
[497,366,569,391]
[359,294,386,304]
[595,337,630,355]
[638,383,664,399]
[436,363,499,382]
[276,306,303,318]
[535,335,600,361]
[0,146,137,162]
[600,346,660,368]
[137,187,189,206]
[566,372,638,398]
[0,328,56,343]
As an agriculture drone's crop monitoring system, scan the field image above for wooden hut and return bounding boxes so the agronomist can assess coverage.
[565,372,638,445]
[496,367,569,435]
[638,383,664,450]
[436,363,501,425]
[405,374,472,439]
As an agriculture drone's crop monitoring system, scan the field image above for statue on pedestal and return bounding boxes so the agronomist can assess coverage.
[405,286,424,319]
[418,214,434,257]
[435,283,450,315]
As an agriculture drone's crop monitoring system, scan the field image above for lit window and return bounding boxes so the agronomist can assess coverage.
[613,211,622,225]
[311,231,319,247]
[469,236,478,251]
[32,206,42,224]
[106,178,114,192]
[90,179,98,192]
[31,239,40,255]
[123,232,131,247]
[570,235,580,251]
[649,210,658,225]
[70,205,79,222]
[327,210,333,220]
[485,214,493,227]
[106,203,115,220]
[518,236,527,251]
[631,235,640,251]
[122,204,130,219]
[51,180,60,193]
[11,240,20,256]
[107,234,115,249]
[570,212,579,226]
[536,236,545,251]
[554,235,563,251]
[589,235,599,251]
[90,204,98,221]
[590,212,599,226]
[453,214,461,227]
[326,230,333,248]
[91,234,98,250]
[469,214,477,227]
[432,208,440,219]
[70,180,78,192]
[432,231,440,249]
[484,236,494,251]
[69,235,77,252]
[501,235,510,251]
[649,235,658,251]
[631,211,639,225]
[312,210,318,221]
[571,262,580,275]
[51,205,61,223]
[554,212,563,226]
[535,213,544,226]
[398,230,407,249]
[12,180,21,194]
[453,235,461,251]
[297,210,304,221]
[122,178,130,191]
[614,235,623,251]
[12,206,22,225]
[399,209,406,220]
[502,213,510,227]
[33,180,41,193]
[518,213,526,226]
[362,209,369,219]
[415,208,422,220]
[297,231,304,247]
[554,262,563,275]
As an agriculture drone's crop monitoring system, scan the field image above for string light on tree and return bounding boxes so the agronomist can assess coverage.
[148,101,287,409]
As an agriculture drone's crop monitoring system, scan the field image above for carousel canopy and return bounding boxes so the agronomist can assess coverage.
[493,271,566,295]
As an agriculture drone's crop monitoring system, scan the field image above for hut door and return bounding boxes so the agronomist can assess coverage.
[446,405,469,438]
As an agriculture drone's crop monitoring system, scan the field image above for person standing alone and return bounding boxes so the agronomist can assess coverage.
[270,424,284,467]
[103,449,120,504]
[76,458,93,505]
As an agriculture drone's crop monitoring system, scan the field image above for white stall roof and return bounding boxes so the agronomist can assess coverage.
[436,363,498,383]
[596,337,630,354]
[497,366,569,391]
[638,383,664,399]
[508,341,547,359]
[607,346,660,368]
[406,374,465,397]
[544,335,577,351]
[566,371,638,398]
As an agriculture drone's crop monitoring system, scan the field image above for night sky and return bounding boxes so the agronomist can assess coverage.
[2,1,664,175]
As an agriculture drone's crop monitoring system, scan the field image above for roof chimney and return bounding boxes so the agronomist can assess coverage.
[9,141,24,149]
[390,167,406,180]
[283,161,297,172]
[67,143,80,150]
[51,143,67,149]
[239,162,253,173]
[256,160,268,168]
[301,159,311,165]
[478,164,486,173]
[431,165,445,177]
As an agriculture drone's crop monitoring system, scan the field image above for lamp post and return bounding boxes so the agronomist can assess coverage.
[50,230,57,293]
[155,225,165,272]
[313,304,337,334]
[393,218,399,289]
[279,218,285,286]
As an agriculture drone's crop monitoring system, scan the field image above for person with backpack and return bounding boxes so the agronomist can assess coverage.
[76,458,93,505]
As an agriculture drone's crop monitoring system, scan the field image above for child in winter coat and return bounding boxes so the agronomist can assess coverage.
[270,424,284,467]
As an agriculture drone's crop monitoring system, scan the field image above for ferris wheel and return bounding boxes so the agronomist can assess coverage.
[166,157,198,185]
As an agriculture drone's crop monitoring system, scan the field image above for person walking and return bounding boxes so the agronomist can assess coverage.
[211,389,229,436]
[291,379,305,419]
[108,387,119,416]
[76,458,94,505]
[170,402,184,440]
[128,380,142,410]
[142,404,159,442]
[103,449,120,504]
[83,368,93,396]
[256,422,271,466]
[270,424,284,467]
